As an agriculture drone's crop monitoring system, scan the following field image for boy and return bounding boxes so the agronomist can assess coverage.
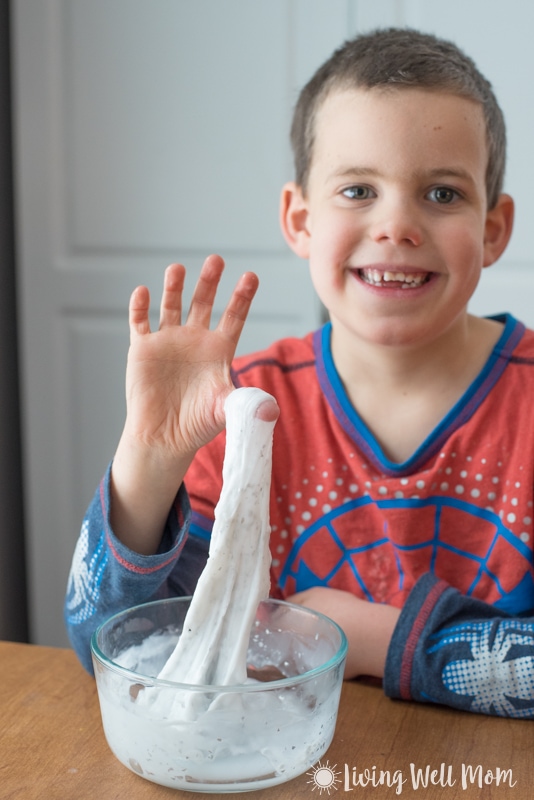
[65,28,534,718]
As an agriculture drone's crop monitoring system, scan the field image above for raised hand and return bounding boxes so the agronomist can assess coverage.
[124,254,261,457]
[110,254,271,554]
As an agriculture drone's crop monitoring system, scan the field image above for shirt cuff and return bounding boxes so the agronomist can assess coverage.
[101,462,191,575]
[383,572,451,702]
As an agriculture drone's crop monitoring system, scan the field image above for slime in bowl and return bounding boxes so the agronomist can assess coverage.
[91,596,347,792]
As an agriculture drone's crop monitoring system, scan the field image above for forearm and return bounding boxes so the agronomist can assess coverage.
[384,573,534,718]
[110,430,194,555]
[65,464,192,672]
[344,602,400,678]
[287,587,400,679]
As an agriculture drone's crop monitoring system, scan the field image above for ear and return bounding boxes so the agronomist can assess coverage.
[279,182,311,259]
[482,193,514,268]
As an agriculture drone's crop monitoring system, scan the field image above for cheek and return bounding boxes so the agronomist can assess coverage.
[450,230,486,274]
[307,258,350,314]
[308,215,355,266]
[307,220,360,301]
[306,258,336,310]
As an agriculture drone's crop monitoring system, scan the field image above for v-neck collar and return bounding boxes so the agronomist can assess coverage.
[314,314,525,477]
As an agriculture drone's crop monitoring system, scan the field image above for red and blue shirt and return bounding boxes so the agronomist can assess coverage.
[189,314,534,617]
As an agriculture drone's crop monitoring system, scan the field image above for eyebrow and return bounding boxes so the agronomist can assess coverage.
[331,166,476,183]
[332,167,378,180]
[425,167,475,182]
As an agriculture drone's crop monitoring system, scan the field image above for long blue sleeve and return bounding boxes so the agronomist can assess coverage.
[64,463,208,673]
[384,573,534,718]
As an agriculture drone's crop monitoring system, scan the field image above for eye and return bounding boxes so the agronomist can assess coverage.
[342,185,375,200]
[427,186,459,204]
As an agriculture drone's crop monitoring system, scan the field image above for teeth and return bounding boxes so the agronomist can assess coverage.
[360,269,428,288]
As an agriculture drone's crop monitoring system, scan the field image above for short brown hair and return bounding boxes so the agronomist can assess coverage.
[290,28,506,208]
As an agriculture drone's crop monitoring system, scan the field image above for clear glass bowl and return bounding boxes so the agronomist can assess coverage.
[91,597,347,793]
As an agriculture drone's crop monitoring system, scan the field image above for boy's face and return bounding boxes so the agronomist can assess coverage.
[282,87,513,352]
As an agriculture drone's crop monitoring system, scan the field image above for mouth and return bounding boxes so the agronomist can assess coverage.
[357,268,431,289]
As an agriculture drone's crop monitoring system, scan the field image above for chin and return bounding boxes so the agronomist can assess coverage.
[335,313,422,346]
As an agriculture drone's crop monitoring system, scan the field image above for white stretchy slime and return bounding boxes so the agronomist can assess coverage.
[97,389,343,788]
[156,386,277,687]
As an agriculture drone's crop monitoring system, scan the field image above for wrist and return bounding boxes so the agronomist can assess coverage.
[344,603,401,679]
[117,422,197,476]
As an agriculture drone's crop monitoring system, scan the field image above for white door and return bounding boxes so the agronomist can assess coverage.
[12,0,534,646]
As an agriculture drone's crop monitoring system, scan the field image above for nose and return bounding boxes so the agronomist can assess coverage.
[369,196,423,247]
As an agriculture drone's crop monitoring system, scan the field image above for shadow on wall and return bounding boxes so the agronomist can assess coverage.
[0,2,28,642]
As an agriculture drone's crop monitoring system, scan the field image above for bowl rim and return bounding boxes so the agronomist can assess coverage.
[90,596,348,692]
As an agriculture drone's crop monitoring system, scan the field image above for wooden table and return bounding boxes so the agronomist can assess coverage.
[0,641,531,799]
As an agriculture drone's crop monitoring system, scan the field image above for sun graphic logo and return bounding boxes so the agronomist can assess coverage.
[307,760,342,794]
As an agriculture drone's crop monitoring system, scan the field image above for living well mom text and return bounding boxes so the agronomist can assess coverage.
[343,762,517,794]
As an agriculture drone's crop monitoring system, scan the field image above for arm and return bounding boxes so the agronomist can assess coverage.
[290,576,534,718]
[66,254,277,670]
[64,463,205,673]
[384,573,534,718]
[288,587,400,679]
[110,254,277,555]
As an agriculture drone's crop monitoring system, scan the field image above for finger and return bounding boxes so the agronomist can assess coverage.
[129,285,152,339]
[185,254,225,327]
[159,263,185,329]
[255,397,280,423]
[216,271,259,345]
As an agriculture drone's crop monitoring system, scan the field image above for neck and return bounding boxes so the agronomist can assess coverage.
[331,313,500,393]
[328,314,504,463]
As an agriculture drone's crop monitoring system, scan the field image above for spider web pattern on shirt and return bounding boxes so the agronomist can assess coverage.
[277,495,534,612]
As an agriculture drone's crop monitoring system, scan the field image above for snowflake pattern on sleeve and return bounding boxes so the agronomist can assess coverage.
[65,519,108,625]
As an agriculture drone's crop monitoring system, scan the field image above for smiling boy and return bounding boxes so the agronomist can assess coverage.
[281,87,513,463]
[66,29,534,717]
